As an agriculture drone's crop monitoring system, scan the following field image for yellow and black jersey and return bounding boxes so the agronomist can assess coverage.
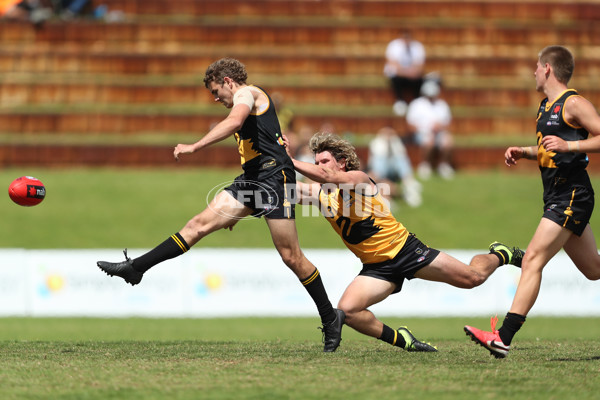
[536,89,592,199]
[234,86,293,178]
[318,180,409,264]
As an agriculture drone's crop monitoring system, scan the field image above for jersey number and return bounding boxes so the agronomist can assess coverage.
[335,216,382,245]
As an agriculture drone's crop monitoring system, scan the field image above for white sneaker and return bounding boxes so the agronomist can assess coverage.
[437,162,455,180]
[402,179,422,208]
[417,162,432,180]
[392,101,407,116]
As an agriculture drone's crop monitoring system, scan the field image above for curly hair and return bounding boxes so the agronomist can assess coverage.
[203,58,248,88]
[308,133,361,171]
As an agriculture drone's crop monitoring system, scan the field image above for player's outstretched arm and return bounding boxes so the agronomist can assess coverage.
[174,104,250,160]
[281,134,323,205]
[292,157,368,186]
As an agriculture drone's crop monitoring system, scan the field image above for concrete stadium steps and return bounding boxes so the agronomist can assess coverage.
[0,82,208,106]
[2,0,599,168]
[0,112,408,135]
[92,0,600,22]
[3,21,600,74]
[4,20,600,50]
[12,80,600,111]
[5,51,600,80]
[0,109,534,138]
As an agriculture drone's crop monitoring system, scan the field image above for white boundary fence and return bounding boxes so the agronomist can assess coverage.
[1,249,598,317]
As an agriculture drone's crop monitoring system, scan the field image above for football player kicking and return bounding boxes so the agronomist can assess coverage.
[97,58,343,353]
[283,132,523,352]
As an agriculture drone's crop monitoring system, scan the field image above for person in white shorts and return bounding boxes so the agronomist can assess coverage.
[406,80,454,180]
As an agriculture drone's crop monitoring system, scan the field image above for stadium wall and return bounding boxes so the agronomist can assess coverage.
[0,249,597,317]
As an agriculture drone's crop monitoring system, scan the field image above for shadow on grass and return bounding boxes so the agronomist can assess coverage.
[551,355,600,362]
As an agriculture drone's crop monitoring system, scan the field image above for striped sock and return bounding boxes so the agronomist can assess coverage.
[132,233,190,273]
[300,268,335,324]
[378,324,407,348]
[491,249,510,265]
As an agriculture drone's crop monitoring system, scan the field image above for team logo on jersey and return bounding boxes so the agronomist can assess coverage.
[549,103,562,122]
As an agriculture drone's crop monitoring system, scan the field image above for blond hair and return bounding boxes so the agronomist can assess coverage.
[309,133,361,171]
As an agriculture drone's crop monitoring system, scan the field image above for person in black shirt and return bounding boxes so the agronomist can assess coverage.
[465,45,600,358]
[97,58,344,352]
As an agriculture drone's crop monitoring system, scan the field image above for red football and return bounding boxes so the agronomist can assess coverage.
[8,176,46,206]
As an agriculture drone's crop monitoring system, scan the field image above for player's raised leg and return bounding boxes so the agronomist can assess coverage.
[97,190,252,285]
[413,247,520,290]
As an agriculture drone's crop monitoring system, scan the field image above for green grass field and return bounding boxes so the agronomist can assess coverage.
[3,166,597,250]
[1,317,599,399]
[2,167,600,399]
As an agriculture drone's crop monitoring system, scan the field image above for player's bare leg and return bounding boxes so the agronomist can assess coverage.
[338,276,436,352]
[97,190,251,285]
[564,224,600,280]
[337,276,393,338]
[414,252,502,289]
[266,218,343,352]
[509,219,569,316]
[180,190,252,246]
[465,219,568,357]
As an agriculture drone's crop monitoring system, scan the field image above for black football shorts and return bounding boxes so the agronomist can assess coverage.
[543,185,594,236]
[224,167,296,219]
[358,233,440,294]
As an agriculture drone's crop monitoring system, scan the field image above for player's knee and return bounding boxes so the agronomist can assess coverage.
[278,248,304,270]
[450,275,481,289]
[579,265,600,281]
[465,274,485,288]
[520,252,545,274]
[448,266,485,289]
[336,301,360,324]
[183,215,214,241]
[583,272,600,281]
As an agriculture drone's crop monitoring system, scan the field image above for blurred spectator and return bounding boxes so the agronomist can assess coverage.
[287,125,316,182]
[368,126,422,207]
[383,30,425,116]
[271,92,295,136]
[406,80,454,180]
[1,0,52,26]
[57,0,90,20]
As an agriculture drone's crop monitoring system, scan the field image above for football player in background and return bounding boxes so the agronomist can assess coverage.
[465,45,600,358]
